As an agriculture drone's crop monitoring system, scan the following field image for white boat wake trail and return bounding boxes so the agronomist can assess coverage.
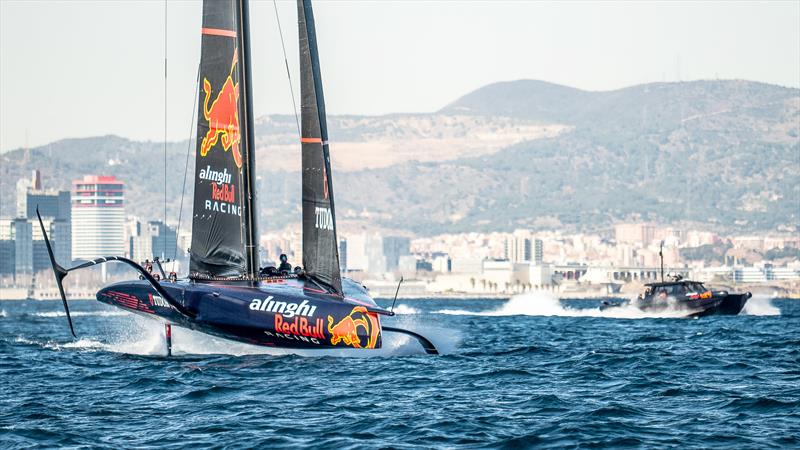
[436,292,780,319]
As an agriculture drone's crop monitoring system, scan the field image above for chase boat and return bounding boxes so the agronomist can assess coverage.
[38,0,437,355]
[600,276,751,317]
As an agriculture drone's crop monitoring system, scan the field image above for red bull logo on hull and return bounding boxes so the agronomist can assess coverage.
[327,306,381,349]
[200,49,242,169]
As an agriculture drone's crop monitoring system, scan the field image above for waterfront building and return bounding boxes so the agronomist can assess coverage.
[432,254,451,273]
[450,257,483,274]
[685,230,720,247]
[342,234,409,274]
[482,259,514,290]
[338,239,347,272]
[150,221,177,261]
[382,236,410,272]
[533,238,543,264]
[344,234,368,272]
[0,218,25,276]
[15,172,36,217]
[12,218,32,275]
[733,266,767,283]
[71,175,125,261]
[0,240,14,275]
[28,190,72,265]
[504,233,531,263]
[528,264,553,286]
[128,219,177,263]
[0,215,70,276]
[25,190,70,222]
[398,255,419,274]
[615,223,656,245]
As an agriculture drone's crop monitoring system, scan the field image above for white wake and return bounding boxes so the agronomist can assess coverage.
[436,292,708,319]
[16,312,451,357]
[741,295,780,316]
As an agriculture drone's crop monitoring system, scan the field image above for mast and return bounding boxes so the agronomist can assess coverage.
[239,0,259,278]
[299,0,343,295]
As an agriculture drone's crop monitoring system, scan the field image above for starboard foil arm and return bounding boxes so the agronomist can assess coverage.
[382,326,439,355]
[36,208,194,337]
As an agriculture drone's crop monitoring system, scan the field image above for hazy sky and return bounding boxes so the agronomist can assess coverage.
[1,0,798,151]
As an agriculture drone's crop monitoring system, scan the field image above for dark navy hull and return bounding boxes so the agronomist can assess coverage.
[689,293,751,317]
[600,292,751,317]
[96,277,383,351]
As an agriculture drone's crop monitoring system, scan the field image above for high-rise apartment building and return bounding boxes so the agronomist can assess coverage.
[505,233,531,263]
[71,175,125,260]
[12,218,32,274]
[533,238,543,264]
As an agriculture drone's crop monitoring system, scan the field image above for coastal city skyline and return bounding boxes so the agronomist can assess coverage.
[3,168,797,299]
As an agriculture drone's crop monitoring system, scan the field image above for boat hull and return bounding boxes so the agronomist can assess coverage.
[96,277,383,351]
[600,292,751,317]
[689,293,751,317]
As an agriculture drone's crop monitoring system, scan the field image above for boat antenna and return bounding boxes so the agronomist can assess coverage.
[390,276,404,314]
[272,0,301,137]
[659,240,665,282]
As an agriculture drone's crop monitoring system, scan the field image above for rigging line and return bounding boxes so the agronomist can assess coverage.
[272,0,301,138]
[163,0,168,262]
[172,64,201,274]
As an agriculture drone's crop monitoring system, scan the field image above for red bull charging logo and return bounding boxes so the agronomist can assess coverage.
[327,306,380,349]
[200,50,242,169]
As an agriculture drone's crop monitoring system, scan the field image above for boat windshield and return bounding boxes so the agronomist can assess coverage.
[689,282,707,292]
[653,284,688,297]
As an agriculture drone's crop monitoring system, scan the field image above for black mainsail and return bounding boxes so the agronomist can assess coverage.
[299,0,343,295]
[190,0,259,279]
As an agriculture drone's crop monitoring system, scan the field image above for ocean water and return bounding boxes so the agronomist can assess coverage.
[1,294,798,448]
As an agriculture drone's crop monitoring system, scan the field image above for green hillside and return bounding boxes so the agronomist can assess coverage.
[2,79,797,235]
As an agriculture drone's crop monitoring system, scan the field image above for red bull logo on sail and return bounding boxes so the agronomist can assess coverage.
[199,46,242,169]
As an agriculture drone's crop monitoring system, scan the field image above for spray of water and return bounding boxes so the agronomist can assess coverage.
[436,292,709,319]
[15,312,451,357]
[0,309,7,318]
[32,311,128,318]
[392,304,420,315]
[741,295,780,316]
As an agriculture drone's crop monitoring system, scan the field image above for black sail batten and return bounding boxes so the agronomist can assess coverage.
[299,0,343,295]
[189,0,258,279]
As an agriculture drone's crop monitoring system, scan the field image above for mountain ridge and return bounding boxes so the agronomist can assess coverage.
[2,79,797,235]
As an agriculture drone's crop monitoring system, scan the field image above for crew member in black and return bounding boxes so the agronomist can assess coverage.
[278,254,292,274]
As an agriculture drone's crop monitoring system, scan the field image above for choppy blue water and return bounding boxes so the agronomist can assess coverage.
[1,295,798,448]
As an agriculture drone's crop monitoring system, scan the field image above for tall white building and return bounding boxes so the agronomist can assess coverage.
[71,175,125,260]
[342,233,410,274]
[504,230,531,263]
[503,230,543,264]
